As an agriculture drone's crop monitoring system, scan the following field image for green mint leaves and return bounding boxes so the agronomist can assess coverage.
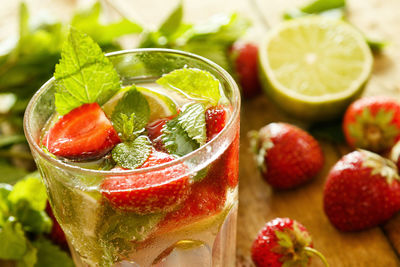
[0,173,73,267]
[157,68,221,106]
[111,86,150,142]
[161,103,206,157]
[54,28,121,115]
[112,136,152,169]
[178,103,207,146]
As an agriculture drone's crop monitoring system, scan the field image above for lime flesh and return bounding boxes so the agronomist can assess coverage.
[259,17,373,121]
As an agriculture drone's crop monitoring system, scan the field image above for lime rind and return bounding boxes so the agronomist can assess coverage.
[137,86,178,122]
[259,17,373,121]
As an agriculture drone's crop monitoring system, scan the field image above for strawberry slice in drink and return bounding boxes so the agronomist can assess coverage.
[100,150,191,214]
[43,103,120,159]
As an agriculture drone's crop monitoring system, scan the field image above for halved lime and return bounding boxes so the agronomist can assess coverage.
[258,17,373,121]
[137,86,177,122]
[102,86,177,122]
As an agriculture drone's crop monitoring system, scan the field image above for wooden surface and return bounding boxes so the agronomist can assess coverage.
[2,0,400,266]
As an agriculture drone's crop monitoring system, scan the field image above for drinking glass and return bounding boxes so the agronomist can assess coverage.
[24,49,240,267]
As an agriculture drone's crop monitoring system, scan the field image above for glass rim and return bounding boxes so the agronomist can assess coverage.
[23,48,241,175]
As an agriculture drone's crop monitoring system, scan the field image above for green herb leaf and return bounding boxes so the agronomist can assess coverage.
[112,136,152,169]
[189,13,250,44]
[71,2,142,46]
[0,217,27,260]
[366,37,388,53]
[0,135,26,148]
[162,118,200,157]
[111,86,150,141]
[0,184,12,226]
[157,68,221,105]
[300,0,345,14]
[54,27,121,115]
[159,2,183,38]
[178,103,206,146]
[16,241,37,267]
[8,174,47,212]
[33,238,74,267]
[12,202,52,234]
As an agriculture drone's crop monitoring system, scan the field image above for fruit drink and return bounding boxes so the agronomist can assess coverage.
[24,30,240,267]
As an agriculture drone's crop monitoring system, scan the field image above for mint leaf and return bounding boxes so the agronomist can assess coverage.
[366,38,388,53]
[189,13,250,44]
[17,241,37,267]
[159,2,183,37]
[0,217,27,260]
[157,68,221,105]
[33,238,74,267]
[111,86,150,141]
[178,103,206,146]
[54,27,121,115]
[8,174,47,212]
[300,0,345,14]
[162,119,199,157]
[13,202,52,234]
[0,184,12,226]
[182,42,231,72]
[71,2,142,46]
[112,136,152,169]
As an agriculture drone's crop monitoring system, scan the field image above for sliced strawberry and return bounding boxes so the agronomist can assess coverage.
[43,103,120,160]
[100,150,190,214]
[157,170,227,232]
[205,106,227,141]
[230,42,262,98]
[207,132,240,188]
[146,117,173,152]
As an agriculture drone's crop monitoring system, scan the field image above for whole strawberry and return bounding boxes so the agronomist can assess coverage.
[390,141,400,170]
[230,42,261,98]
[252,217,329,267]
[343,96,400,153]
[323,150,400,231]
[250,123,324,189]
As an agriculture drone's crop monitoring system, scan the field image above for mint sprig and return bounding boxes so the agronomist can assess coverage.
[111,86,150,142]
[157,68,221,106]
[161,102,207,156]
[0,173,73,267]
[54,28,121,115]
[111,136,152,170]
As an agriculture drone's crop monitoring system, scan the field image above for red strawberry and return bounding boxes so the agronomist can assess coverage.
[252,218,328,267]
[343,96,400,153]
[45,202,68,250]
[390,141,400,170]
[146,117,172,152]
[43,103,120,159]
[230,42,261,98]
[207,131,240,188]
[205,105,227,141]
[100,150,190,214]
[157,170,227,232]
[251,123,324,189]
[323,150,400,231]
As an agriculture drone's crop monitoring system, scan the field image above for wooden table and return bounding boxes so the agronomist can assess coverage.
[2,0,400,266]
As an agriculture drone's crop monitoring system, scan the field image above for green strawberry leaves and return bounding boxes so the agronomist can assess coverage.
[161,102,207,156]
[54,28,121,115]
[111,86,150,142]
[157,68,221,106]
[111,136,152,170]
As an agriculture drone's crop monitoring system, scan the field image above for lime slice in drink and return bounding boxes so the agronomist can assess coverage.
[102,87,177,122]
[258,17,373,121]
[137,87,177,122]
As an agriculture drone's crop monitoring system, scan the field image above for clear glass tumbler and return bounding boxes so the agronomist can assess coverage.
[24,49,240,267]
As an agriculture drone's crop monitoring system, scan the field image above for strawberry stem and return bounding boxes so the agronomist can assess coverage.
[304,247,330,267]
